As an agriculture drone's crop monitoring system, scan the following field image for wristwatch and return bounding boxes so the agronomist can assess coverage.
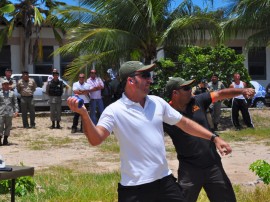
[210,133,219,142]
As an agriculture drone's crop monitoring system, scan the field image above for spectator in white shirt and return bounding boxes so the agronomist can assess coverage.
[86,69,104,125]
[71,73,91,133]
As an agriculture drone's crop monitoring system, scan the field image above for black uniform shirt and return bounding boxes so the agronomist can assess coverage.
[164,92,221,168]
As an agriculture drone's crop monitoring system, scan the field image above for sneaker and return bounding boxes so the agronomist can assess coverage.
[71,128,77,133]
[30,125,36,129]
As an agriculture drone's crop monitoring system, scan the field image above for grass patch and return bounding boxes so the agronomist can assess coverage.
[28,136,74,150]
[12,166,120,202]
[4,168,269,202]
[98,135,120,153]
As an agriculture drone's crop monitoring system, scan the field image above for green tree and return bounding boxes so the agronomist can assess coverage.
[151,45,251,99]
[54,0,221,82]
[0,0,66,70]
[222,0,270,49]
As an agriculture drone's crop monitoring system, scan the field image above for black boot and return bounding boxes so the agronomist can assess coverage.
[0,136,2,146]
[56,121,61,129]
[50,121,55,129]
[214,123,218,131]
[3,136,8,146]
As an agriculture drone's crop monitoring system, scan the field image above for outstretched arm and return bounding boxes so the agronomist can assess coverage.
[67,96,109,146]
[175,116,232,156]
[212,88,255,102]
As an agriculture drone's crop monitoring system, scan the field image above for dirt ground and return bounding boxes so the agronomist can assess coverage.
[1,110,270,186]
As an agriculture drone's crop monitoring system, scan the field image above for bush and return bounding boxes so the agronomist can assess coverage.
[250,160,270,185]
[151,45,251,100]
[0,176,35,196]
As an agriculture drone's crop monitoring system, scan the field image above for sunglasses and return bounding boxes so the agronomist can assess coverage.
[179,85,192,91]
[79,77,85,78]
[132,71,152,79]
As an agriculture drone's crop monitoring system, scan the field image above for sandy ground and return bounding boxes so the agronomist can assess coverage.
[1,111,270,186]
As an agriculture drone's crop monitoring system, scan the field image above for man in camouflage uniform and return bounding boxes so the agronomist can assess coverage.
[46,71,65,129]
[16,71,37,129]
[208,74,225,131]
[0,79,19,145]
[0,68,16,91]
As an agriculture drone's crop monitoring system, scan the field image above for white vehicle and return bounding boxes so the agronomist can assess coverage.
[12,74,73,110]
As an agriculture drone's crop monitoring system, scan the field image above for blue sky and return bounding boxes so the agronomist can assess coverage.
[8,0,228,10]
[61,0,228,10]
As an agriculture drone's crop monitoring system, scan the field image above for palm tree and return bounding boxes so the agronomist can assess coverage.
[54,0,221,82]
[0,0,66,71]
[222,0,270,49]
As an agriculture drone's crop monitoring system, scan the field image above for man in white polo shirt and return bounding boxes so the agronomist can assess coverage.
[87,69,104,125]
[71,73,90,133]
[67,61,232,201]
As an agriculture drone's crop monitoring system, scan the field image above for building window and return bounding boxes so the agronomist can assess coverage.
[0,46,11,76]
[34,46,54,74]
[61,54,76,77]
[230,47,243,55]
[248,47,266,80]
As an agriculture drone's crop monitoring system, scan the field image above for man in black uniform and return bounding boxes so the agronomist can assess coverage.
[164,77,255,202]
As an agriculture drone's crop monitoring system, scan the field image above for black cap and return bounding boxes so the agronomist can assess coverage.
[5,68,12,72]
[22,71,29,74]
[201,79,207,83]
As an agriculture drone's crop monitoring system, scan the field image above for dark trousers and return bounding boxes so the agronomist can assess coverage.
[20,96,35,127]
[178,162,236,202]
[72,103,89,129]
[231,98,253,128]
[118,174,186,202]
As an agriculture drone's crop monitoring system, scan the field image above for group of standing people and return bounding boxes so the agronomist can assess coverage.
[193,73,254,131]
[70,68,121,133]
[68,60,255,201]
[0,69,36,145]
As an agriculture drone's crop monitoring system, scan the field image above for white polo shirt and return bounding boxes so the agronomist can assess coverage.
[97,93,182,186]
[72,81,90,104]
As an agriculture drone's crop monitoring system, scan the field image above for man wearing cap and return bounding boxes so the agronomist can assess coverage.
[67,61,233,201]
[0,68,16,91]
[86,69,104,125]
[47,68,59,82]
[193,78,210,95]
[208,74,226,131]
[163,77,255,202]
[0,79,19,145]
[46,71,65,129]
[16,71,37,129]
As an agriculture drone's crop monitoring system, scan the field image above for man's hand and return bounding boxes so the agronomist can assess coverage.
[242,88,255,99]
[67,96,87,114]
[214,137,232,156]
[13,112,19,118]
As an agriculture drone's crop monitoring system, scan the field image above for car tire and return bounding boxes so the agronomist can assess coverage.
[253,98,266,108]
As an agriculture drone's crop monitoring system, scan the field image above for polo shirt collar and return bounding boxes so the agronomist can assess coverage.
[122,93,149,108]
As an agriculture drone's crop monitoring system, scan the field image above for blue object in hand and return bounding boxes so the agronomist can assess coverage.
[72,96,84,108]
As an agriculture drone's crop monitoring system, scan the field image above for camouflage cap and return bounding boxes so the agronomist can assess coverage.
[165,77,195,97]
[1,79,9,84]
[119,61,156,81]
